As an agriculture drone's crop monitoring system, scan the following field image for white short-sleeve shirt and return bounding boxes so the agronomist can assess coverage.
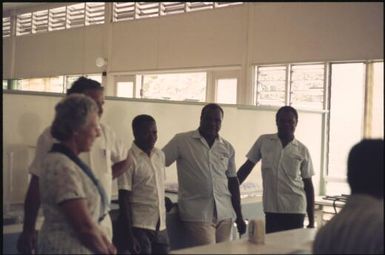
[29,123,127,239]
[162,129,237,223]
[117,143,166,231]
[246,133,314,214]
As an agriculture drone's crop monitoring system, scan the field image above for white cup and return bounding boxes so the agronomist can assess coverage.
[248,219,265,244]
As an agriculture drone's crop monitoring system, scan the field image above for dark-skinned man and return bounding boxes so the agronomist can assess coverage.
[163,103,246,247]
[237,106,315,233]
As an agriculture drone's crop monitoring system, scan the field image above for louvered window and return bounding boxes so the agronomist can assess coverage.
[186,2,214,12]
[32,10,48,34]
[3,17,11,37]
[17,13,32,36]
[113,2,136,21]
[113,2,243,22]
[135,2,160,19]
[49,6,66,31]
[86,2,105,25]
[214,2,243,8]
[67,3,85,28]
[160,2,186,15]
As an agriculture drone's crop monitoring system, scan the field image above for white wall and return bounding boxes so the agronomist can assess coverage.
[3,92,323,205]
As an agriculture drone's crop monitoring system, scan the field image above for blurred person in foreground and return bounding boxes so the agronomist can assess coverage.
[38,94,116,254]
[313,139,384,254]
[17,77,132,254]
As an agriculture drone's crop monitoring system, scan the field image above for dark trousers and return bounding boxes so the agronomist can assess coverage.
[113,216,170,254]
[132,227,170,254]
[265,212,305,233]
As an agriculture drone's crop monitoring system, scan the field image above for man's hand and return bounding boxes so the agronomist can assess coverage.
[235,217,247,236]
[17,230,37,254]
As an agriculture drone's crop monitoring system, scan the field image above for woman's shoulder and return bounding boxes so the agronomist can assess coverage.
[42,152,78,175]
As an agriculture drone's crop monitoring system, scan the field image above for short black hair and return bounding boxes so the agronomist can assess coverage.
[67,76,104,95]
[347,139,383,198]
[201,103,224,118]
[132,114,156,134]
[276,106,298,122]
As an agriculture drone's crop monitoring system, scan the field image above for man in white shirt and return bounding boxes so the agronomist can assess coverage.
[237,106,315,233]
[162,103,246,247]
[115,114,169,254]
[17,77,132,254]
[313,139,384,254]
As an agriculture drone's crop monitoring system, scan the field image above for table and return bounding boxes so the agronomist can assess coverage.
[171,228,317,254]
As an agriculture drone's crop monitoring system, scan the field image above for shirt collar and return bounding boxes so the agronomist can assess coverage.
[191,129,225,144]
[272,133,299,147]
[131,142,156,157]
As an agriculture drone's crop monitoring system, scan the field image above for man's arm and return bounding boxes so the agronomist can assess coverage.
[17,175,40,254]
[228,177,246,236]
[111,153,134,179]
[303,177,315,228]
[237,160,256,185]
[60,198,116,254]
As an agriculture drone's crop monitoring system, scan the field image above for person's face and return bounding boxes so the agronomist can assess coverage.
[276,110,297,137]
[84,89,105,117]
[200,108,223,138]
[135,121,157,152]
[75,112,101,152]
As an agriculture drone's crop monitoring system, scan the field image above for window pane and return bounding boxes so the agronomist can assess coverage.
[290,64,325,110]
[370,62,384,138]
[86,74,102,84]
[17,77,64,93]
[141,72,206,101]
[327,63,366,194]
[65,75,82,90]
[216,78,237,104]
[256,66,287,106]
[117,82,134,98]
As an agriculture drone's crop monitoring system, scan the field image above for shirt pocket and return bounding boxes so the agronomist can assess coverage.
[283,154,303,178]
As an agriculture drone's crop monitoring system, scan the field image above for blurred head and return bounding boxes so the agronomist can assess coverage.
[51,94,101,153]
[199,103,224,138]
[67,77,105,117]
[276,106,298,138]
[347,139,384,199]
[132,114,157,153]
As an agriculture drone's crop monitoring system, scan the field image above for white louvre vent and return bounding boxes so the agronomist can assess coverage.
[135,2,160,19]
[186,2,214,12]
[86,2,105,25]
[160,2,186,16]
[3,17,11,37]
[32,10,49,34]
[67,3,85,29]
[49,6,66,31]
[16,13,32,36]
[113,2,243,22]
[113,2,136,21]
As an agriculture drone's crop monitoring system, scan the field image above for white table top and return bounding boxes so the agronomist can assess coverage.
[171,228,317,254]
